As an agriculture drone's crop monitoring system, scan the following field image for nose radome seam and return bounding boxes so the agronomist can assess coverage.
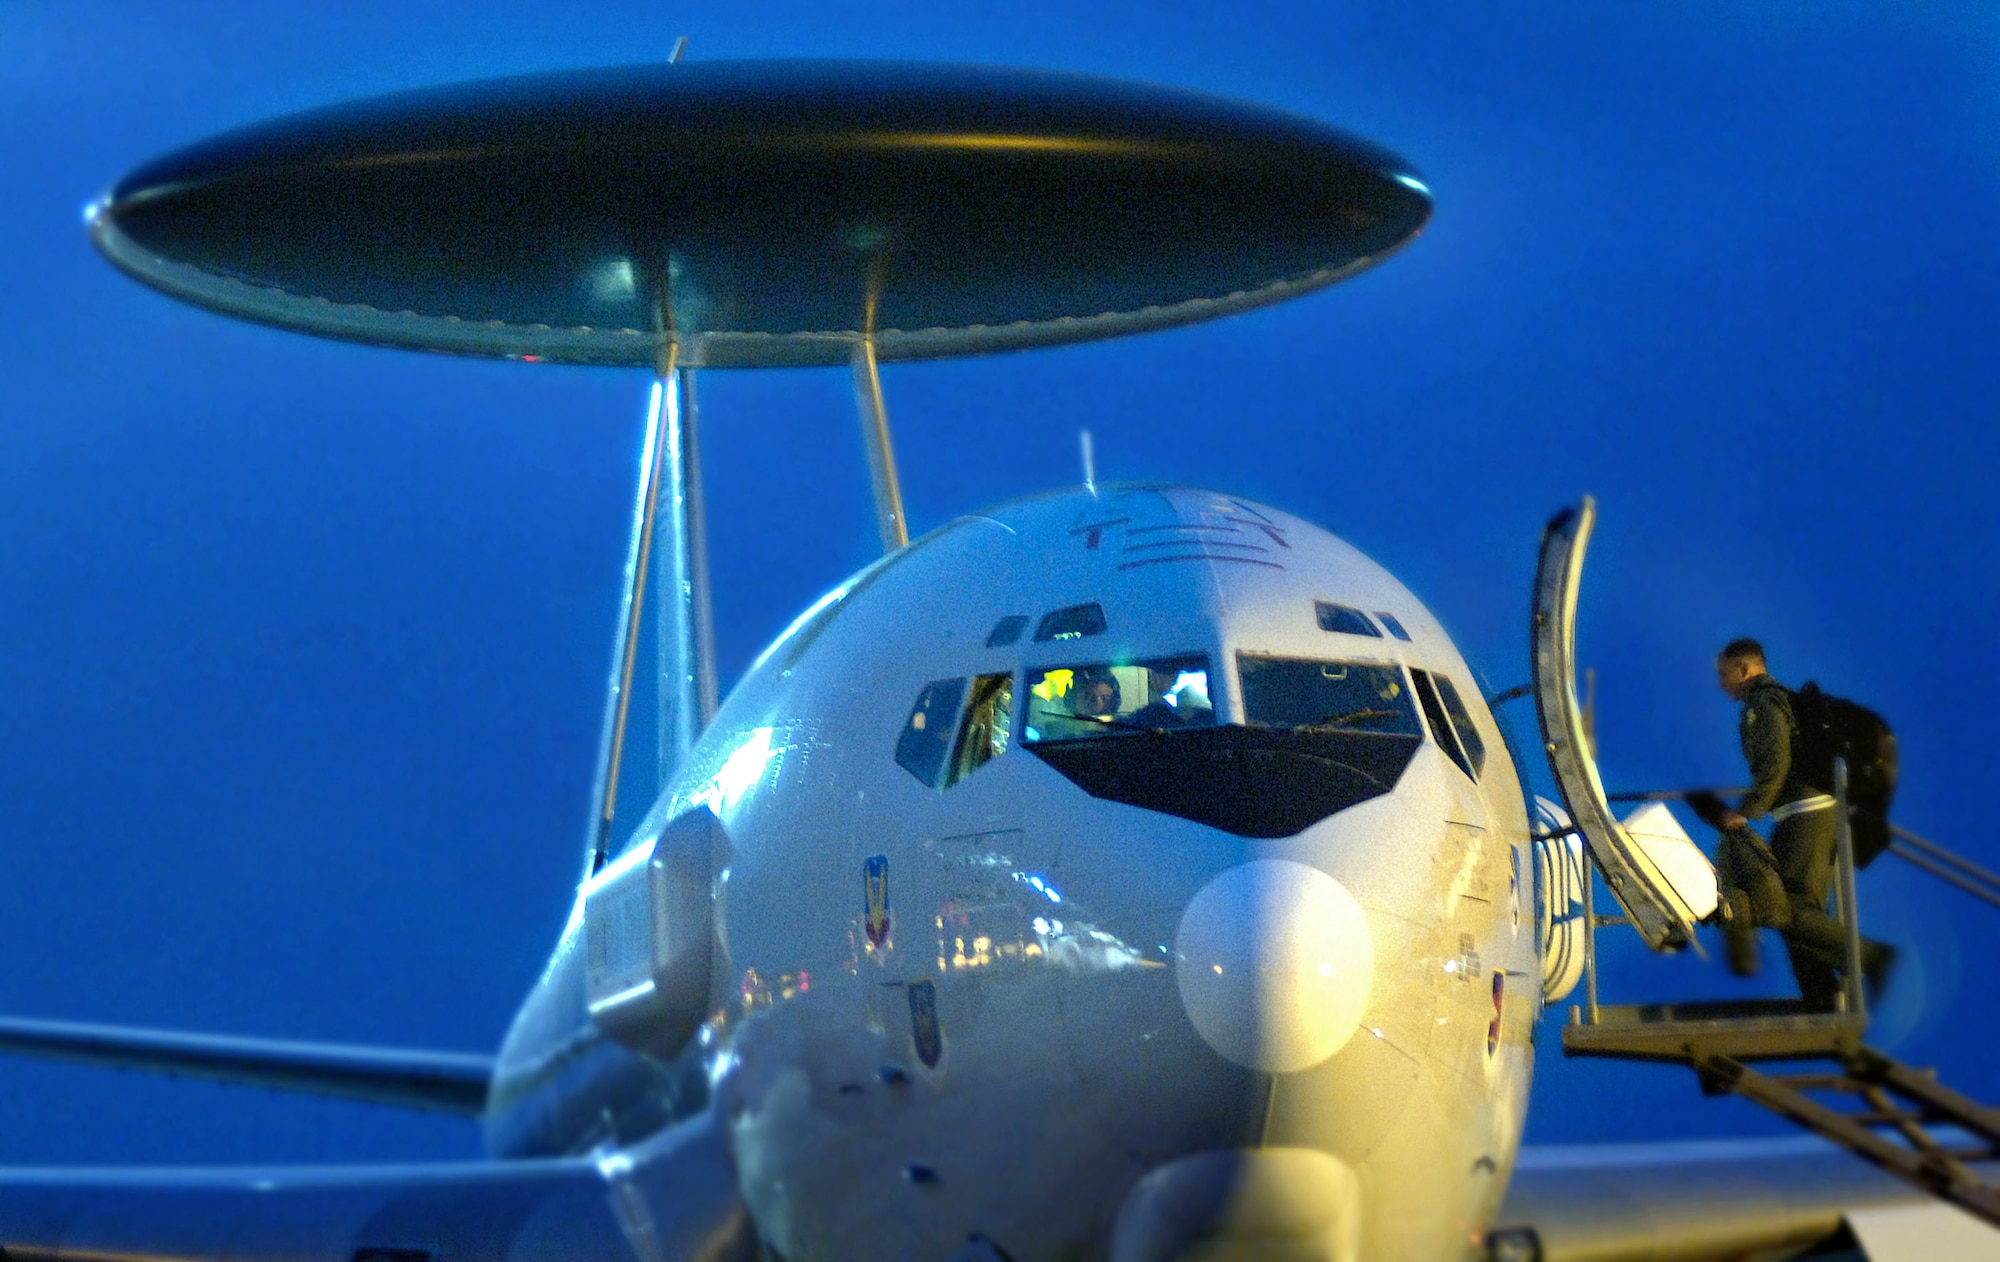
[1173,859,1374,1074]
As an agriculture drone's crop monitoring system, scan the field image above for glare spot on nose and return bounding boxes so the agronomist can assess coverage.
[1175,859,1374,1073]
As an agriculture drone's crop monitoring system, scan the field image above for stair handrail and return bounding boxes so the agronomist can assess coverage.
[1607,786,2000,910]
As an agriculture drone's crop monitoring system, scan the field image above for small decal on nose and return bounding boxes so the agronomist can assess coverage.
[1487,970,1505,1057]
[1510,849,1522,932]
[865,855,891,948]
[908,980,943,1068]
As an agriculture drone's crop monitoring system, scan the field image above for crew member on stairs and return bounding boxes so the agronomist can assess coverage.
[1710,638,1894,1008]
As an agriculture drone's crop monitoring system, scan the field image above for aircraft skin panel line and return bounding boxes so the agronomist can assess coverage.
[0,1016,493,1116]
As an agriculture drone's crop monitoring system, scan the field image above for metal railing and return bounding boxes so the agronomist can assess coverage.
[1576,758,1869,1024]
[1832,758,1865,1020]
[1605,783,2000,909]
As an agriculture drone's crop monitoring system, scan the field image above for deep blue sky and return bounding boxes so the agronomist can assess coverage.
[1,2,1996,1164]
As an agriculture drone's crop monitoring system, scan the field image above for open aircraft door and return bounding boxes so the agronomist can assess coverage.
[1531,498,1703,952]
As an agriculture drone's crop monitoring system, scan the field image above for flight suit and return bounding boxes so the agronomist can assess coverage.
[1719,675,1885,1007]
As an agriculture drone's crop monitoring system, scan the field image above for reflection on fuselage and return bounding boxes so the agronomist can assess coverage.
[489,485,1540,1262]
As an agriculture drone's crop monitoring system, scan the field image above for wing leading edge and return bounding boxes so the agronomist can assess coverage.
[1496,1136,2000,1261]
[0,1016,493,1115]
[0,1109,747,1262]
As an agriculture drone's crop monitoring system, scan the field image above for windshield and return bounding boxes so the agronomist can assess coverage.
[1237,655,1420,735]
[1022,654,1215,743]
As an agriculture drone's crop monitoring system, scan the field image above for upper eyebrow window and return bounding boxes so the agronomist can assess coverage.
[896,678,969,788]
[987,615,1030,647]
[1034,603,1107,642]
[1314,602,1381,637]
[1374,613,1412,641]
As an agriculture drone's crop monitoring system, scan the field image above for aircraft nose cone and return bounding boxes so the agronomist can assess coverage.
[1174,860,1373,1073]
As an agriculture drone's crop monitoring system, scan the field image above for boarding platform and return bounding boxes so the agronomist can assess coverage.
[1559,843,2000,1227]
[1527,499,2000,1229]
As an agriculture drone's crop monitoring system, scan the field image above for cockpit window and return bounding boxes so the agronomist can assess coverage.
[986,615,1029,648]
[1375,612,1412,641]
[1021,655,1215,743]
[946,673,1015,785]
[1314,602,1381,637]
[1033,603,1107,643]
[896,678,969,788]
[1410,668,1475,781]
[1238,655,1419,736]
[1028,656,1421,838]
[1434,674,1487,777]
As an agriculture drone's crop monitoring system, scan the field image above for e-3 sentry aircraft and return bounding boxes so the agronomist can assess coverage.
[0,59,1984,1262]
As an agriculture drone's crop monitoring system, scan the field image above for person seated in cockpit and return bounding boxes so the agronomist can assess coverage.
[1068,667,1122,722]
[1128,665,1209,729]
[1023,658,1217,743]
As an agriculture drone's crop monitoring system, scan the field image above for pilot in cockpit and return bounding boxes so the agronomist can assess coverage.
[1024,657,1217,744]
[1127,665,1210,729]
[1069,668,1122,721]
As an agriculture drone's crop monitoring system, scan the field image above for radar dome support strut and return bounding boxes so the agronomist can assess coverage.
[852,339,909,552]
[586,346,719,876]
[660,364,718,779]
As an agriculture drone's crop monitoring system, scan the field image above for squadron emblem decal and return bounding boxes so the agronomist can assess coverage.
[865,854,892,948]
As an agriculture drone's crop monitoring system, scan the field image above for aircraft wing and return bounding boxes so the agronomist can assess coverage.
[0,1118,1987,1261]
[0,1109,747,1262]
[0,1016,492,1115]
[1496,1136,2000,1261]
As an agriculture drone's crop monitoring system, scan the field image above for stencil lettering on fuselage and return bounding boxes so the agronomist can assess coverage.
[1441,821,1496,924]
[1068,487,1293,571]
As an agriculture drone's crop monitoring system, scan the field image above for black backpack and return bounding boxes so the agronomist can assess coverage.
[1790,681,1899,867]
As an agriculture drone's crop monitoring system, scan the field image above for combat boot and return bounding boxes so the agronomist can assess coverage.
[1717,889,1760,977]
[1863,942,1898,1003]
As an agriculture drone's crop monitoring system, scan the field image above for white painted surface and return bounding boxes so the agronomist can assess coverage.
[1620,800,1719,921]
[1848,1203,2000,1261]
[1175,860,1375,1073]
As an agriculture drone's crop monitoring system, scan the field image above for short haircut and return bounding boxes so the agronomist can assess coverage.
[1718,637,1766,664]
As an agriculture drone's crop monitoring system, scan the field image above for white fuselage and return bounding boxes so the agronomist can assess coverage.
[494,484,1538,1261]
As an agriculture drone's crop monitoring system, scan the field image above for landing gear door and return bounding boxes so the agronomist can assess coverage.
[1531,498,1693,952]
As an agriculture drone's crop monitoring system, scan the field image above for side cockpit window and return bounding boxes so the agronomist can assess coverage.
[1434,675,1487,777]
[897,678,969,788]
[946,674,1014,786]
[1411,668,1481,781]
[1238,656,1419,735]
[1022,656,1214,743]
[1375,612,1412,641]
[1314,601,1381,637]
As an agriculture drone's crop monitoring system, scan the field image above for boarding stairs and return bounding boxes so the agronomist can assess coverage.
[1526,499,2000,1228]
[1560,794,2000,1228]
